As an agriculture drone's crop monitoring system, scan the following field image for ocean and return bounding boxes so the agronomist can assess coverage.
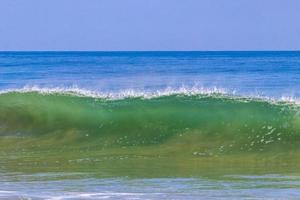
[1,51,300,199]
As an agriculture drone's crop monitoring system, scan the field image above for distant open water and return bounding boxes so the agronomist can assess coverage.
[1,51,300,98]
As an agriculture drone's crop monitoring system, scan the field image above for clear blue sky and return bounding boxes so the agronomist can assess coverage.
[0,0,299,51]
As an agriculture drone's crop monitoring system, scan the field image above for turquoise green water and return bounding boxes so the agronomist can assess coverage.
[1,92,300,199]
[1,92,300,176]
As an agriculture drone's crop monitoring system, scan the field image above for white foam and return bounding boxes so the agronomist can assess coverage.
[0,190,15,194]
[0,85,230,99]
[0,85,299,105]
[46,192,144,200]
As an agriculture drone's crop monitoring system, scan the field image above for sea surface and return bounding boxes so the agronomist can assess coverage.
[1,51,300,199]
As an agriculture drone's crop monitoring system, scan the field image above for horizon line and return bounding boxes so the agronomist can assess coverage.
[0,50,300,53]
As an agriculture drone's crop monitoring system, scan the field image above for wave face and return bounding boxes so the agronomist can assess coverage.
[1,91,300,154]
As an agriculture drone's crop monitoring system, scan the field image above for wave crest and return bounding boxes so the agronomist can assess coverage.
[0,86,231,99]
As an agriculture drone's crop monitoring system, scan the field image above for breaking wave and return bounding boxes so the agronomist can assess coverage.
[1,87,300,154]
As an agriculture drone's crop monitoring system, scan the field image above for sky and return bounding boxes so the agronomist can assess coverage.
[0,0,299,51]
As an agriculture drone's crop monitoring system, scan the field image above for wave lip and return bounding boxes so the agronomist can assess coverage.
[1,86,299,105]
[0,85,232,99]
